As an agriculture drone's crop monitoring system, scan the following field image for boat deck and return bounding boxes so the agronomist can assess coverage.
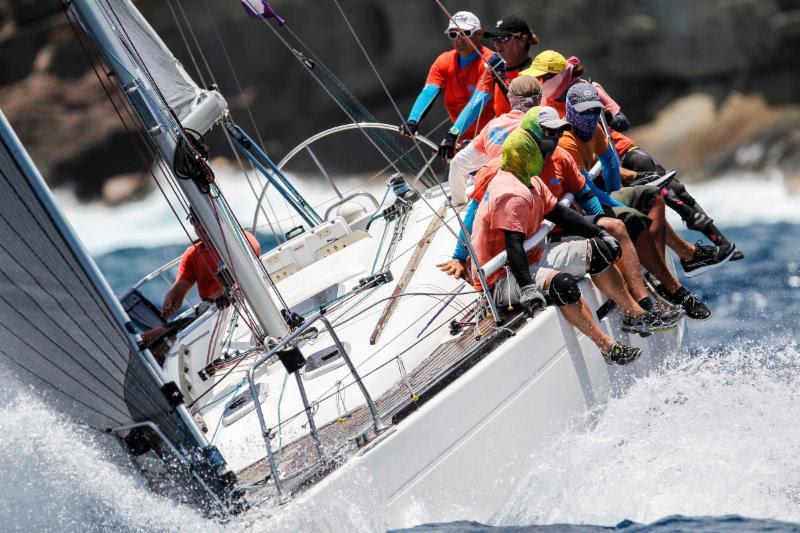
[235,308,530,503]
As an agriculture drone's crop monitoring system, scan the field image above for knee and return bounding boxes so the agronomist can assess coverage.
[548,272,583,306]
[601,218,628,241]
[589,236,620,275]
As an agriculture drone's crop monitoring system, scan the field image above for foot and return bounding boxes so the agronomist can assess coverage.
[651,299,685,322]
[680,241,735,277]
[603,342,642,365]
[622,310,680,336]
[663,286,712,320]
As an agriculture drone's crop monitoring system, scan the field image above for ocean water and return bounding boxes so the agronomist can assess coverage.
[2,175,800,531]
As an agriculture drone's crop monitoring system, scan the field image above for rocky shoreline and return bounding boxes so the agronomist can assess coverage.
[1,0,799,204]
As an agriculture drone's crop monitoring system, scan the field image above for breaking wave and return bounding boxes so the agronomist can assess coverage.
[493,339,800,527]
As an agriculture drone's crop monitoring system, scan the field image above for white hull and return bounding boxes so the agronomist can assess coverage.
[296,283,683,527]
[152,189,684,522]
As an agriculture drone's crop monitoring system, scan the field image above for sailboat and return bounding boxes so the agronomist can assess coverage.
[0,0,685,526]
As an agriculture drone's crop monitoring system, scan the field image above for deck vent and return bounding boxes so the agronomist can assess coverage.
[222,383,268,427]
[302,342,350,380]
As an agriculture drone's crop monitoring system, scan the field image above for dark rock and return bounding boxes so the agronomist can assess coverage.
[1,0,799,200]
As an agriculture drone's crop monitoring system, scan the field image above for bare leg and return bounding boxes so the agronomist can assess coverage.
[592,266,645,317]
[634,230,682,294]
[666,223,696,261]
[647,195,668,261]
[559,299,614,353]
[543,271,615,352]
[597,217,649,301]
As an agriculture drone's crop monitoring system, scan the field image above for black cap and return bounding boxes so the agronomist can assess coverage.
[483,14,537,43]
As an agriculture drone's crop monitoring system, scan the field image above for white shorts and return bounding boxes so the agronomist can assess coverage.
[493,239,591,307]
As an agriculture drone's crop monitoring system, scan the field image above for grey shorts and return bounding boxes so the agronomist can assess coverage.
[493,239,590,307]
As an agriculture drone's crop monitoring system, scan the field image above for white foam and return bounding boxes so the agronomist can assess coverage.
[494,340,800,526]
[55,170,385,255]
[664,169,800,229]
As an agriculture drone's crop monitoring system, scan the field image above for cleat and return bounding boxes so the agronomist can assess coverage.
[603,342,642,365]
[730,249,744,261]
[681,241,735,277]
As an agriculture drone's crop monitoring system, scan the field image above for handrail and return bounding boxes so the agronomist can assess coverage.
[481,194,574,279]
[247,312,387,495]
[130,256,181,290]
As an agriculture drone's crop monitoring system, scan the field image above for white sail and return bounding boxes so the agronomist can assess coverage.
[101,0,203,122]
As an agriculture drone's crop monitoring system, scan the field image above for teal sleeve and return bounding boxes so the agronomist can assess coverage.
[453,199,479,261]
[598,145,622,192]
[408,84,441,123]
[581,170,625,207]
[575,183,604,215]
[450,89,492,138]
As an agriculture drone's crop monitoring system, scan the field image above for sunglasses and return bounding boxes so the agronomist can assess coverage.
[541,127,565,138]
[446,28,476,40]
[492,32,524,43]
[524,128,559,156]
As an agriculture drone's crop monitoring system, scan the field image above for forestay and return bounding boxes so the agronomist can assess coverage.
[0,110,189,443]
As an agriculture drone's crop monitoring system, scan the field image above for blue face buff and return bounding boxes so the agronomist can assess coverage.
[566,105,601,142]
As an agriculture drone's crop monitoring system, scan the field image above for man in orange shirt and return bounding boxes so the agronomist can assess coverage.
[558,83,721,318]
[525,50,740,259]
[161,214,261,320]
[471,127,641,364]
[400,12,495,149]
[442,15,539,160]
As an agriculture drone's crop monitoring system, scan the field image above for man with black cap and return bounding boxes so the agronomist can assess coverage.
[438,15,538,161]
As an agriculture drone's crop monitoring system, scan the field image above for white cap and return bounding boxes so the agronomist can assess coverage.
[446,11,481,32]
[538,106,572,131]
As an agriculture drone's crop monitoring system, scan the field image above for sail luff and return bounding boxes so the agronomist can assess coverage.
[68,0,291,341]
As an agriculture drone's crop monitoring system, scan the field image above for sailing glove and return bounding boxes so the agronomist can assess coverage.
[488,53,506,79]
[438,132,458,161]
[609,111,630,132]
[519,284,546,309]
[597,230,622,261]
[399,120,419,137]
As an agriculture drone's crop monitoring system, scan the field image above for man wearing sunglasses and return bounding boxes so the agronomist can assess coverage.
[439,15,539,161]
[399,11,495,148]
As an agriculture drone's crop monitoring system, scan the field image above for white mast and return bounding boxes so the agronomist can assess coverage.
[68,0,290,340]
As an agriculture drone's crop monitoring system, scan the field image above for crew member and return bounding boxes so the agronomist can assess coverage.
[524,50,740,259]
[439,15,538,160]
[400,11,495,147]
[470,127,642,363]
[558,83,717,317]
[161,214,261,320]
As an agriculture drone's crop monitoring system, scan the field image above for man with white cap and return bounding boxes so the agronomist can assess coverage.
[399,11,495,144]
[439,14,539,161]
